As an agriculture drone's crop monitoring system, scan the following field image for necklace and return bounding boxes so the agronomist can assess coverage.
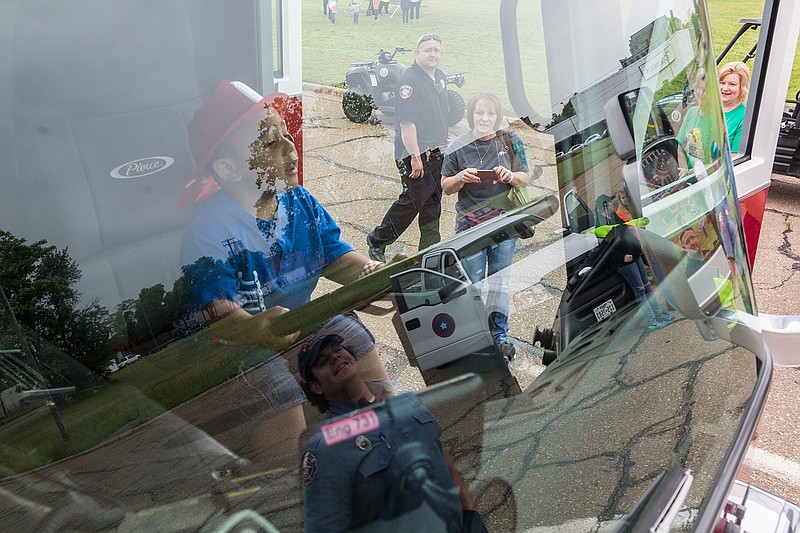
[474,136,495,165]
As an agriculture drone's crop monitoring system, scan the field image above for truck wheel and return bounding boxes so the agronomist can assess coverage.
[447,89,466,126]
[342,91,375,123]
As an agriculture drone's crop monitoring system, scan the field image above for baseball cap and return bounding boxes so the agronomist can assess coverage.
[298,334,344,382]
[176,81,283,208]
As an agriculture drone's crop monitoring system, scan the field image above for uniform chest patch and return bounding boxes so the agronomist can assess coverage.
[399,85,413,99]
[301,451,318,486]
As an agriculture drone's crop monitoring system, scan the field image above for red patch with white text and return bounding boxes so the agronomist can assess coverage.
[321,411,380,446]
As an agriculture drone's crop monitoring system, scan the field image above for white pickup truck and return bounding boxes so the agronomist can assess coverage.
[107,354,141,373]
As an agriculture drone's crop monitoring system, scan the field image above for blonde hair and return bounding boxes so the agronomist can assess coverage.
[718,61,751,105]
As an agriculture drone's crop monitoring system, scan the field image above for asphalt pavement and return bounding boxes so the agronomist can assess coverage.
[1,84,798,531]
[743,172,800,505]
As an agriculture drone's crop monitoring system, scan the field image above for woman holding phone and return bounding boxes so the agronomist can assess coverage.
[441,92,531,362]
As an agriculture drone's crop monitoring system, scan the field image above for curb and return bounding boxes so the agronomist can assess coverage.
[303,81,347,97]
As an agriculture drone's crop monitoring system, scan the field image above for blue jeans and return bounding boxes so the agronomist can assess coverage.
[461,238,516,344]
[616,257,664,323]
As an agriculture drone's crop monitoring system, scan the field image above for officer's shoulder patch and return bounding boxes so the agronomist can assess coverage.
[301,451,318,486]
[399,85,413,99]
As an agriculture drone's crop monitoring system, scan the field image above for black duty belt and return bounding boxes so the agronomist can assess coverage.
[422,147,444,161]
[401,147,444,170]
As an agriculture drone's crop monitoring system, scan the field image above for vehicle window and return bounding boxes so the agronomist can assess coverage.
[0,1,770,531]
[706,3,766,159]
[423,254,440,271]
[392,270,461,313]
[442,250,465,280]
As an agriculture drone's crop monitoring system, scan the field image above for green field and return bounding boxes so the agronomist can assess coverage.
[302,0,800,112]
[0,325,270,477]
[302,0,551,117]
[708,0,800,100]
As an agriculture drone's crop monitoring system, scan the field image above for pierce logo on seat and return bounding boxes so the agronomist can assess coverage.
[110,156,175,179]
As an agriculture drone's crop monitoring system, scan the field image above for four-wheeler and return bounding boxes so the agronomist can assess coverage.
[342,46,467,126]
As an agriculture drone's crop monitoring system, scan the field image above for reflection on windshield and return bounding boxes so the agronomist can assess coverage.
[0,0,765,531]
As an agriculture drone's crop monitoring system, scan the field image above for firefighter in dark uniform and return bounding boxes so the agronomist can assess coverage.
[367,34,450,261]
[298,334,484,532]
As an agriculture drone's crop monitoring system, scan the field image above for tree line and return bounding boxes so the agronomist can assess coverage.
[0,229,220,392]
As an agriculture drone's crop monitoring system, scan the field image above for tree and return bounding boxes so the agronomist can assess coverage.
[111,299,139,339]
[0,230,113,378]
[136,285,166,336]
[177,255,231,322]
[62,299,115,372]
[0,231,80,346]
[546,99,576,129]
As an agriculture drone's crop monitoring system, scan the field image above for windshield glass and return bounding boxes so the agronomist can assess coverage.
[0,1,765,531]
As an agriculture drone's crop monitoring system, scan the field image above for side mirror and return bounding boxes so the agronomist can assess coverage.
[563,189,594,233]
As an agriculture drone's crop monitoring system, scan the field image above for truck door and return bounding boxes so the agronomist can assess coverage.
[390,268,495,371]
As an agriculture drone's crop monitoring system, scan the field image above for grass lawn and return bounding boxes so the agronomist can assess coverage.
[302,0,551,117]
[303,0,800,114]
[707,0,800,100]
[0,323,272,477]
[557,137,616,188]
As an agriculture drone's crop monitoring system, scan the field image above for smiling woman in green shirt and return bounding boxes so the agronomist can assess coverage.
[719,61,752,154]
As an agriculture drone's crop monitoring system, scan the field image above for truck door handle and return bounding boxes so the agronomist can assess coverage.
[405,318,421,331]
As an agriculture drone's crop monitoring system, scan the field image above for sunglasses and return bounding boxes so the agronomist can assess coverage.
[417,34,442,47]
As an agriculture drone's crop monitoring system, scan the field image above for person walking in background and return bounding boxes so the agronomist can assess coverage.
[372,0,380,21]
[401,0,411,23]
[351,0,360,23]
[410,0,421,19]
[613,188,633,224]
[606,222,674,331]
[323,0,329,15]
[718,61,751,154]
[440,92,531,363]
[328,0,337,23]
[366,35,449,261]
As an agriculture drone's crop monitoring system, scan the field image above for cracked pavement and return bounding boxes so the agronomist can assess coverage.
[745,173,800,506]
[1,86,799,531]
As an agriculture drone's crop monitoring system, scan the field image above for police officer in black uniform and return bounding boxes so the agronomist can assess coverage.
[298,334,485,532]
[367,34,450,261]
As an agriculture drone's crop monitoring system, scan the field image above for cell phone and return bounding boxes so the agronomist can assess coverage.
[475,169,497,180]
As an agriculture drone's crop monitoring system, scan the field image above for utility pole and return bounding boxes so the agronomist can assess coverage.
[0,284,70,442]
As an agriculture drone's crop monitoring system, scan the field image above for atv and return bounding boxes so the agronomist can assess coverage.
[342,46,467,126]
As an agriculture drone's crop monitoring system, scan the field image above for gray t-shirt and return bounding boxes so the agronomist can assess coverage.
[442,129,529,216]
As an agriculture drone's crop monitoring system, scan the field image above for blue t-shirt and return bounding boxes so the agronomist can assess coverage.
[180,186,353,313]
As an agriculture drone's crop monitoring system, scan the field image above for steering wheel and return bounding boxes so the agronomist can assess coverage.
[640,137,681,189]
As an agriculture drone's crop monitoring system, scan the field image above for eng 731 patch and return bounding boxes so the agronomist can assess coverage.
[301,451,318,486]
[399,84,413,99]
